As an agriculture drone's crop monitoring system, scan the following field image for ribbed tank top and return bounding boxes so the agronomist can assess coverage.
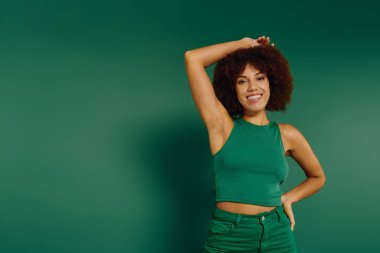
[212,116,289,206]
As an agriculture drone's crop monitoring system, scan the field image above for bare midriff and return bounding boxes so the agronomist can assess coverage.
[216,201,277,215]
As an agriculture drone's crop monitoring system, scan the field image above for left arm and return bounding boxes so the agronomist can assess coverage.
[280,124,327,230]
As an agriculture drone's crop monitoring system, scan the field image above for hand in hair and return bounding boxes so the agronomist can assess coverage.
[241,36,275,47]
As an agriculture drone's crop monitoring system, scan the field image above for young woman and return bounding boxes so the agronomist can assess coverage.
[184,37,326,253]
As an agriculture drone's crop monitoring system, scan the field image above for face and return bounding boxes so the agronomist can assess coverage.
[235,64,270,113]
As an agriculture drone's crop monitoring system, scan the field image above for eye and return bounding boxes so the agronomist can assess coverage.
[257,76,265,81]
[238,80,246,84]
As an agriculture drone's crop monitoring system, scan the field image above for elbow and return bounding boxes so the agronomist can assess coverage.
[184,51,191,60]
[320,175,327,187]
[184,50,196,62]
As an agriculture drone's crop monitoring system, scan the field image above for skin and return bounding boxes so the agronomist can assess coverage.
[184,36,326,232]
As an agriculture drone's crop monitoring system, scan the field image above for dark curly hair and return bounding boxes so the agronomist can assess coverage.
[212,44,293,117]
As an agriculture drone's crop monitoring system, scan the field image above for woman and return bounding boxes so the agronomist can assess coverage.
[184,36,326,253]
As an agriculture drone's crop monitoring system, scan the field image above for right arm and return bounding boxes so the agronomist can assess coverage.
[184,39,251,130]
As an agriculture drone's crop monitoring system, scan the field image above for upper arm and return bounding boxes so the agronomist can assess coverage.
[184,51,229,130]
[285,124,326,181]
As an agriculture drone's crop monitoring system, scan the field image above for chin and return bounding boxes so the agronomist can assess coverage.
[246,102,268,111]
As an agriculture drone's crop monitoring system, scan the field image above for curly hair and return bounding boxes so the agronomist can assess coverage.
[212,44,293,117]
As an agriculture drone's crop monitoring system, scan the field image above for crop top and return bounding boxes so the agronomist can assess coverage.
[211,116,289,206]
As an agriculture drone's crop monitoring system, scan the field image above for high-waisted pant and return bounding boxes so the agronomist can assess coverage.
[203,205,298,253]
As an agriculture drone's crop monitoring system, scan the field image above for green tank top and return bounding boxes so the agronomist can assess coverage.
[212,116,289,206]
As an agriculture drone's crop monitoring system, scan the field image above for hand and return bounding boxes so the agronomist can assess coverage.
[241,35,275,48]
[282,200,296,232]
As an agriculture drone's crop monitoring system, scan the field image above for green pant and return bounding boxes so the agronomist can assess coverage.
[204,205,298,253]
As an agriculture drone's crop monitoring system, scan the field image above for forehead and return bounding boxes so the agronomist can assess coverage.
[238,64,264,77]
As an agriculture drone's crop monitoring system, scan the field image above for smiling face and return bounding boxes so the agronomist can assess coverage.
[235,64,270,114]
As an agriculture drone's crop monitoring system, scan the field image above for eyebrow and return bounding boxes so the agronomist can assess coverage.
[237,72,265,78]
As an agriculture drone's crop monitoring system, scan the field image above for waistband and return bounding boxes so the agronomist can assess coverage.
[212,205,284,224]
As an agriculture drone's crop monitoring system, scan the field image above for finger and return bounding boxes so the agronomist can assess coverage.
[283,204,295,225]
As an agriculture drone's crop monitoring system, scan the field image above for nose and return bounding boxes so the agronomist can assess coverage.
[247,81,259,91]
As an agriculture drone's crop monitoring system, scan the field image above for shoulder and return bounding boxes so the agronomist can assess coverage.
[277,122,310,154]
[277,122,300,134]
[277,122,305,144]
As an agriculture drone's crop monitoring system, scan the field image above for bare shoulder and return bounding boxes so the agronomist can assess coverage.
[277,123,304,156]
[277,122,301,138]
[277,122,313,157]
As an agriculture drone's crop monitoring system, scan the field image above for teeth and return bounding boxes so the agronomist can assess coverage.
[247,94,262,99]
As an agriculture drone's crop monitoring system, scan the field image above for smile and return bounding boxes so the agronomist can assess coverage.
[247,94,262,102]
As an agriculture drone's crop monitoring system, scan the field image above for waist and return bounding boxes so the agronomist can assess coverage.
[212,204,284,223]
[216,201,277,215]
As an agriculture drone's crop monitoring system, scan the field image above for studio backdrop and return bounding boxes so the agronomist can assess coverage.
[0,0,379,252]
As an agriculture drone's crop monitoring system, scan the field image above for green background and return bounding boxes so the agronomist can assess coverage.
[1,0,379,252]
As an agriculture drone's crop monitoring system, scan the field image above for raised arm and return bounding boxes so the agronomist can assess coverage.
[184,39,251,131]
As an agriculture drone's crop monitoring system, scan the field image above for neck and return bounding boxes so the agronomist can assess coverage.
[241,111,269,126]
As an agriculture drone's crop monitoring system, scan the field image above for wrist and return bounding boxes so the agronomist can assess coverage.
[237,38,252,49]
[282,193,295,205]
